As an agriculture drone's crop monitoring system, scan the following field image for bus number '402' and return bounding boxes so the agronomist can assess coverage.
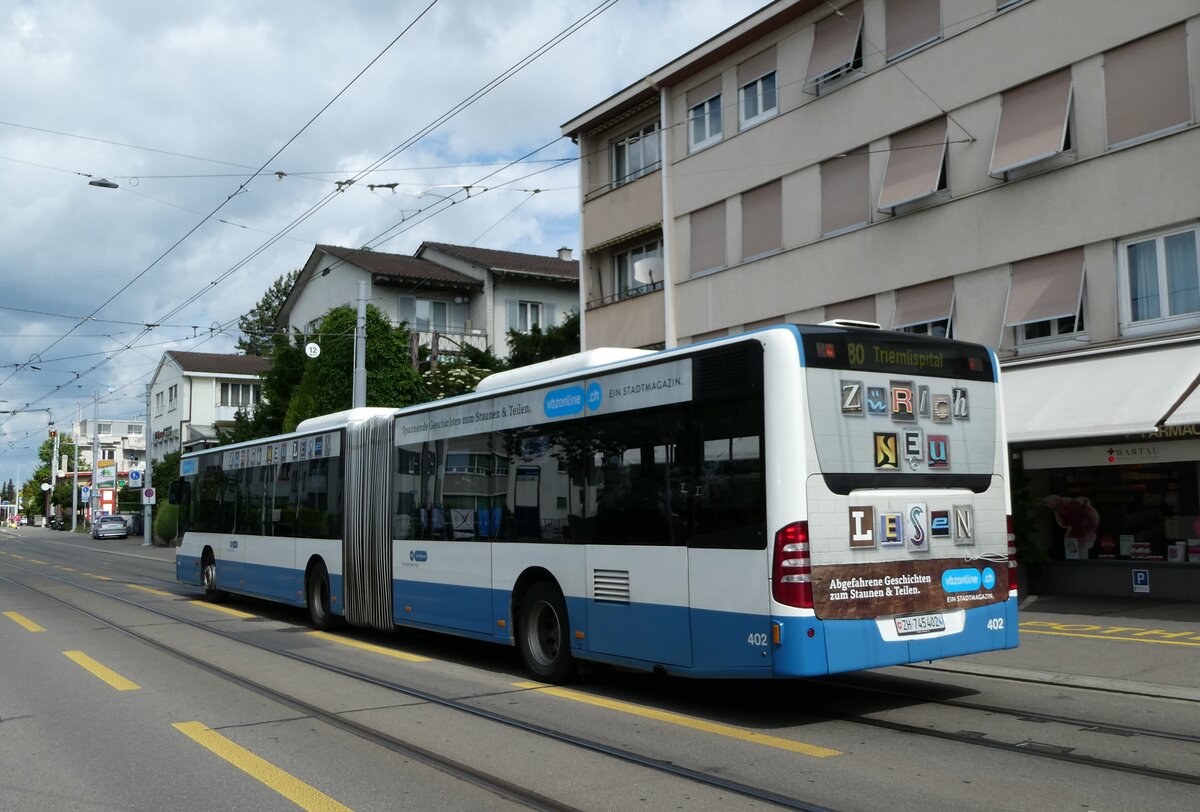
[986,618,1005,631]
[747,632,770,646]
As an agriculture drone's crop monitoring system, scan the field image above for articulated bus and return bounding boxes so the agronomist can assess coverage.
[172,324,1017,681]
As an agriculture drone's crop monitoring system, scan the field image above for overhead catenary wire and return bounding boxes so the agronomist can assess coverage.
[0,0,621,445]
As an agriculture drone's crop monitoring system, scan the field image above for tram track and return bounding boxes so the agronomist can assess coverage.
[1,565,837,812]
[6,549,1199,797]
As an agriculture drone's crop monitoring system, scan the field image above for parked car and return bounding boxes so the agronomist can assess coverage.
[92,515,128,540]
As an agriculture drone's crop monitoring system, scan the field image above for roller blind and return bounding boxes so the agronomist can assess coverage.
[741,180,782,259]
[1104,25,1191,147]
[805,2,863,86]
[885,0,941,60]
[825,295,876,324]
[690,202,727,275]
[821,146,869,234]
[738,46,776,85]
[893,277,954,327]
[1004,248,1084,326]
[878,118,947,210]
[990,69,1072,176]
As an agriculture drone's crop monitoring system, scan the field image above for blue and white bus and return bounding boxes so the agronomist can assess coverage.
[173,324,1017,681]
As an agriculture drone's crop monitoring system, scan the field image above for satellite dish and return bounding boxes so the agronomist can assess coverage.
[633,257,663,285]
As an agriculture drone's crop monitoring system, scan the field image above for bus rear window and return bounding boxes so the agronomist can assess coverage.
[802,331,994,382]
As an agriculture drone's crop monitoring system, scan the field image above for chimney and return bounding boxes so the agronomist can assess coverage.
[557,247,573,261]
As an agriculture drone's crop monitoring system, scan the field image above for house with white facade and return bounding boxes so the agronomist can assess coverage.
[276,242,579,360]
[149,351,271,463]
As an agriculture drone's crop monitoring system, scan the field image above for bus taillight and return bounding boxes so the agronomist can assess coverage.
[772,522,813,609]
[1007,515,1018,596]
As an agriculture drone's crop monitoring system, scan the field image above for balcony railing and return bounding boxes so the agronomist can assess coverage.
[586,280,663,309]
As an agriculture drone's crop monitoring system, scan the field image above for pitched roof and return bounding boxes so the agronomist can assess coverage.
[315,244,481,288]
[420,242,579,280]
[167,351,271,375]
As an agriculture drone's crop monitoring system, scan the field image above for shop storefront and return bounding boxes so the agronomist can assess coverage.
[1003,340,1200,601]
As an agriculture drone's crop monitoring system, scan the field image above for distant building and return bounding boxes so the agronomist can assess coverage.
[277,242,579,360]
[149,351,271,462]
[562,0,1200,599]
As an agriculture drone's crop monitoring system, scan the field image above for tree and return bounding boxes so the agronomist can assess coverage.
[283,304,425,430]
[504,309,580,368]
[236,268,301,355]
[219,330,306,444]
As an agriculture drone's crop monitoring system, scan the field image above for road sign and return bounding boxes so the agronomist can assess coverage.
[1132,568,1150,594]
[142,487,156,506]
[129,470,142,484]
[81,485,91,500]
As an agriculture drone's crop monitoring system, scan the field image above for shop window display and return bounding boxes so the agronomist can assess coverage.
[1027,461,1200,563]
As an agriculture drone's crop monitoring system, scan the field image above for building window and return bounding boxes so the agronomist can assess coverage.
[168,385,178,411]
[613,240,662,301]
[739,71,777,129]
[127,424,143,435]
[98,422,112,436]
[884,0,942,61]
[612,122,660,187]
[101,448,116,461]
[689,201,727,276]
[1120,224,1200,333]
[1005,248,1087,348]
[154,392,164,416]
[741,180,782,260]
[893,277,954,336]
[804,2,863,94]
[506,299,553,333]
[821,146,869,235]
[990,70,1073,178]
[686,76,723,153]
[220,382,261,408]
[1104,25,1191,148]
[519,301,543,333]
[878,118,948,212]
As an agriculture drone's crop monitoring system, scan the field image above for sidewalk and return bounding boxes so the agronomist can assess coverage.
[1,525,177,563]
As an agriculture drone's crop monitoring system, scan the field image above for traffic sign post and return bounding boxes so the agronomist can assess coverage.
[142,487,156,506]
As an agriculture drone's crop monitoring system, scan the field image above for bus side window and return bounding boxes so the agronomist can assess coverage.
[168,480,191,505]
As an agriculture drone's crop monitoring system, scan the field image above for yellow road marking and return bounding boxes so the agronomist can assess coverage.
[514,681,842,757]
[307,630,430,662]
[1020,628,1200,648]
[58,566,76,571]
[127,584,172,597]
[29,559,47,565]
[84,573,113,581]
[10,554,25,559]
[188,600,255,618]
[63,651,140,691]
[4,611,45,632]
[173,721,351,812]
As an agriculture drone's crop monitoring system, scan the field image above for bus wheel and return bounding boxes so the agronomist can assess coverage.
[518,582,575,683]
[201,551,227,603]
[307,563,334,630]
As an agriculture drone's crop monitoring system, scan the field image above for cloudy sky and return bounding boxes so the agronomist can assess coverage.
[0,0,767,489]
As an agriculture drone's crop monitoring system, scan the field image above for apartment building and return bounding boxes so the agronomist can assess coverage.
[563,0,1200,599]
[149,351,271,462]
[277,242,579,361]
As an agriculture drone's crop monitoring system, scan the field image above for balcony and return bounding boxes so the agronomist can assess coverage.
[584,288,665,349]
[419,329,491,357]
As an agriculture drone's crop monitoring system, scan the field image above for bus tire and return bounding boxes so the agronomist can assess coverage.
[518,582,575,683]
[201,549,227,603]
[307,563,334,630]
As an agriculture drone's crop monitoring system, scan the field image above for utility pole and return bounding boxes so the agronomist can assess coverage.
[91,393,100,522]
[47,426,59,522]
[143,384,153,546]
[71,404,80,531]
[352,279,368,408]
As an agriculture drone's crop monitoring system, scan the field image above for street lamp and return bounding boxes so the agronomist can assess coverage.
[88,178,119,189]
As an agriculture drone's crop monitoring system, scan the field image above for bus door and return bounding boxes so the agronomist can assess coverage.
[583,440,692,667]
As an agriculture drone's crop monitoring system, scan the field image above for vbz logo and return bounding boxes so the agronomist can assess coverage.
[409,550,428,562]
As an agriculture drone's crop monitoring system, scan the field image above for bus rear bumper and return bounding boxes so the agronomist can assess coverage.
[772,597,1018,677]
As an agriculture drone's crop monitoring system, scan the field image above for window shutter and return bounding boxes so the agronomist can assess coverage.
[451,300,469,332]
[543,303,555,327]
[399,296,416,325]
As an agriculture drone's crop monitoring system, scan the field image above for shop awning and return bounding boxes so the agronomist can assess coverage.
[1164,383,1200,427]
[1002,343,1200,443]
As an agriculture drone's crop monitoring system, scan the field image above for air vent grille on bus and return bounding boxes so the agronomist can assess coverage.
[592,569,631,604]
[693,341,764,401]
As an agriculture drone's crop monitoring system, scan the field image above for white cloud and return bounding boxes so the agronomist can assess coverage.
[0,0,765,481]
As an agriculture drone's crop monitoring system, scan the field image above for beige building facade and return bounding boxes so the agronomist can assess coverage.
[564,0,1200,599]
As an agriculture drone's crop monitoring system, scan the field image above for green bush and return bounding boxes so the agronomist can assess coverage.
[154,503,179,545]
